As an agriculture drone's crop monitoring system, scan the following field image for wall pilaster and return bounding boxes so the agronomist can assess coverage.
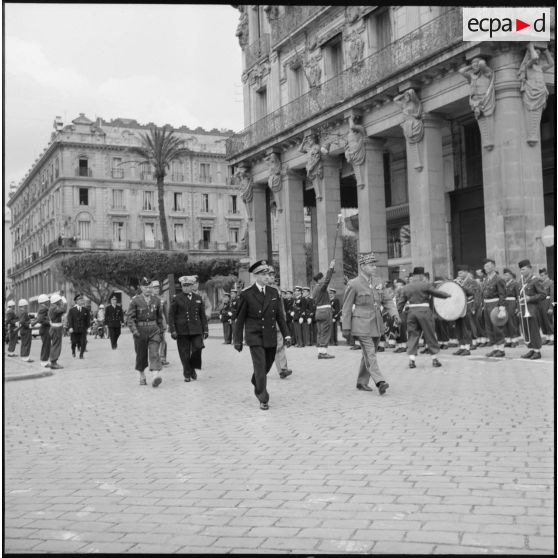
[247,183,269,261]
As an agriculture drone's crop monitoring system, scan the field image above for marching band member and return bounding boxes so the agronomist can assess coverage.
[502,268,521,348]
[518,259,546,360]
[480,258,507,358]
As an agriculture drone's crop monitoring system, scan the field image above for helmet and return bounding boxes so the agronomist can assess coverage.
[7,300,15,307]
[38,294,50,304]
[99,304,105,308]
[18,299,29,306]
[50,294,62,304]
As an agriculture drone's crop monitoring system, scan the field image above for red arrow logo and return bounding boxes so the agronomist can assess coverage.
[516,18,530,31]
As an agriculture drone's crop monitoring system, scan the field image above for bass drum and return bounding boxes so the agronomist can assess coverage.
[433,281,467,321]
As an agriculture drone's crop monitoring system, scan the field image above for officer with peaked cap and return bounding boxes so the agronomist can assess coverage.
[67,293,91,359]
[233,260,291,410]
[31,294,52,367]
[17,299,34,362]
[48,293,67,369]
[5,300,19,357]
[169,275,209,381]
[127,278,164,387]
[518,259,546,359]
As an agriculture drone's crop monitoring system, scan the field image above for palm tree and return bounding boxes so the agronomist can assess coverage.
[127,126,186,250]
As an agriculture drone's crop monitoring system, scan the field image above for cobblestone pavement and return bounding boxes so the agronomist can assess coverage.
[4,325,555,554]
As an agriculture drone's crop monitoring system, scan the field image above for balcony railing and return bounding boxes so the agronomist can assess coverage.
[198,175,213,184]
[227,8,462,158]
[171,173,184,182]
[246,33,270,68]
[75,168,93,177]
[198,240,217,250]
[271,6,326,45]
[111,169,124,178]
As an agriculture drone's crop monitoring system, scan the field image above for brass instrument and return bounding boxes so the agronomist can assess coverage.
[518,274,531,344]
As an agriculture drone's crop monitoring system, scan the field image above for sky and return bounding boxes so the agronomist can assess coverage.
[4,3,244,190]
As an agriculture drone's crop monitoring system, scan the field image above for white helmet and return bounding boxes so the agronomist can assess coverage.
[50,293,62,304]
[61,296,67,304]
[18,299,29,306]
[7,300,15,307]
[38,294,50,304]
[99,304,105,308]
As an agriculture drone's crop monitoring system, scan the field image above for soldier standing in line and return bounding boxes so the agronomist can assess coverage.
[283,289,295,340]
[218,292,233,344]
[266,268,293,379]
[452,265,477,356]
[473,267,489,346]
[151,280,170,365]
[67,294,91,359]
[301,286,314,347]
[6,300,18,357]
[48,293,67,369]
[127,278,164,387]
[502,268,521,348]
[329,288,341,346]
[168,276,208,382]
[233,260,292,410]
[105,293,125,349]
[18,299,33,363]
[32,294,51,367]
[518,259,547,360]
[291,286,305,347]
[399,266,451,368]
[393,278,408,353]
[481,258,507,358]
[311,260,336,359]
[229,288,240,324]
[538,268,554,345]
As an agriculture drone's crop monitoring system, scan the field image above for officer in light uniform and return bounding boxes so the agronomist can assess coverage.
[127,278,164,387]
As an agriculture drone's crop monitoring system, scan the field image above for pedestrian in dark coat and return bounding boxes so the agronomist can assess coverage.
[233,260,291,410]
[105,293,125,349]
[168,275,208,381]
[67,294,91,359]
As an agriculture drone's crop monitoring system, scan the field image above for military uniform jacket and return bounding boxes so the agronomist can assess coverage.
[400,280,451,306]
[229,298,240,321]
[521,275,547,307]
[105,304,124,327]
[541,277,555,302]
[18,310,31,330]
[505,279,520,300]
[312,267,335,307]
[330,296,341,321]
[127,294,164,335]
[5,308,18,330]
[283,298,294,323]
[168,292,208,336]
[303,296,315,321]
[291,296,305,321]
[481,273,506,305]
[342,274,399,337]
[219,301,233,324]
[33,305,50,330]
[48,305,66,324]
[67,305,92,333]
[233,284,289,348]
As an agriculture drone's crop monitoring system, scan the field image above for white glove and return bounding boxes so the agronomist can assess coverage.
[332,318,336,322]
[307,318,312,324]
[298,317,303,324]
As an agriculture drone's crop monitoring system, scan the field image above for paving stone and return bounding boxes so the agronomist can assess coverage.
[462,533,526,548]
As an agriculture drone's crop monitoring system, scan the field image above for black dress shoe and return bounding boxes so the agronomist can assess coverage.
[453,348,464,355]
[259,402,269,410]
[521,350,535,359]
[530,351,541,360]
[377,381,389,395]
[486,350,496,357]
[356,384,373,391]
[432,358,442,367]
[184,377,191,382]
[350,345,361,350]
[376,346,385,352]
[279,369,292,378]
[79,354,84,359]
[409,361,416,369]
[191,371,197,380]
[492,350,505,358]
[460,349,471,356]
[318,353,335,359]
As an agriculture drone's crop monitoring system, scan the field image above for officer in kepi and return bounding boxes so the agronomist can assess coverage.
[233,260,291,410]
[127,277,164,387]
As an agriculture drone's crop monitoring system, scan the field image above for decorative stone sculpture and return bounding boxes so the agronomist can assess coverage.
[344,115,367,188]
[235,7,249,49]
[459,57,496,150]
[345,6,361,24]
[299,134,323,201]
[265,152,283,213]
[518,43,553,146]
[393,88,424,171]
[304,56,322,88]
[346,30,364,68]
[234,164,254,221]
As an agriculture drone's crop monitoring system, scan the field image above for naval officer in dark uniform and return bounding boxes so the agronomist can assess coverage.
[168,275,209,381]
[233,260,291,410]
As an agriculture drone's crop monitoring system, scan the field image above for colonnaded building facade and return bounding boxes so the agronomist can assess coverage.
[7,114,248,308]
[226,5,555,293]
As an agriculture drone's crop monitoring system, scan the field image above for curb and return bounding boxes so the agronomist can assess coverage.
[4,370,54,382]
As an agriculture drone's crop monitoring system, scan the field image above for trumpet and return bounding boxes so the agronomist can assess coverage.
[518,274,531,344]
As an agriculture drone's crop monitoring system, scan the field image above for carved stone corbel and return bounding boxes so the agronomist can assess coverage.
[234,163,254,221]
[265,149,283,214]
[299,132,324,201]
[343,110,367,188]
[393,88,424,171]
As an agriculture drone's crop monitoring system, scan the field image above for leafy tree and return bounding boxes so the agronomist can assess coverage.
[205,274,238,293]
[126,126,187,250]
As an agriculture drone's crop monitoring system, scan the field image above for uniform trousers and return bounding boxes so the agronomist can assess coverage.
[302,321,313,346]
[503,300,520,338]
[274,330,288,374]
[176,334,203,378]
[482,301,505,345]
[108,326,121,349]
[537,300,554,335]
[330,319,339,345]
[49,326,63,363]
[222,322,232,343]
[435,317,450,343]
[473,310,486,338]
[315,309,332,348]
[406,307,441,355]
[8,329,18,353]
[159,331,168,360]
[356,336,386,386]
[396,311,408,343]
[294,320,304,347]
[134,325,161,372]
[249,345,276,404]
[20,328,32,358]
[39,325,51,362]
[454,313,473,345]
[287,321,295,341]
[522,303,542,349]
[70,331,87,356]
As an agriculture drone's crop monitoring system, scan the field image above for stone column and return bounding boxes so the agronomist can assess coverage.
[277,170,307,289]
[406,115,450,278]
[315,156,344,293]
[482,47,547,270]
[357,138,389,281]
[247,184,269,261]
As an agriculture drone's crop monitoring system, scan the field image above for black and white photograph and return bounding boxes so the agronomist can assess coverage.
[3,4,555,555]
